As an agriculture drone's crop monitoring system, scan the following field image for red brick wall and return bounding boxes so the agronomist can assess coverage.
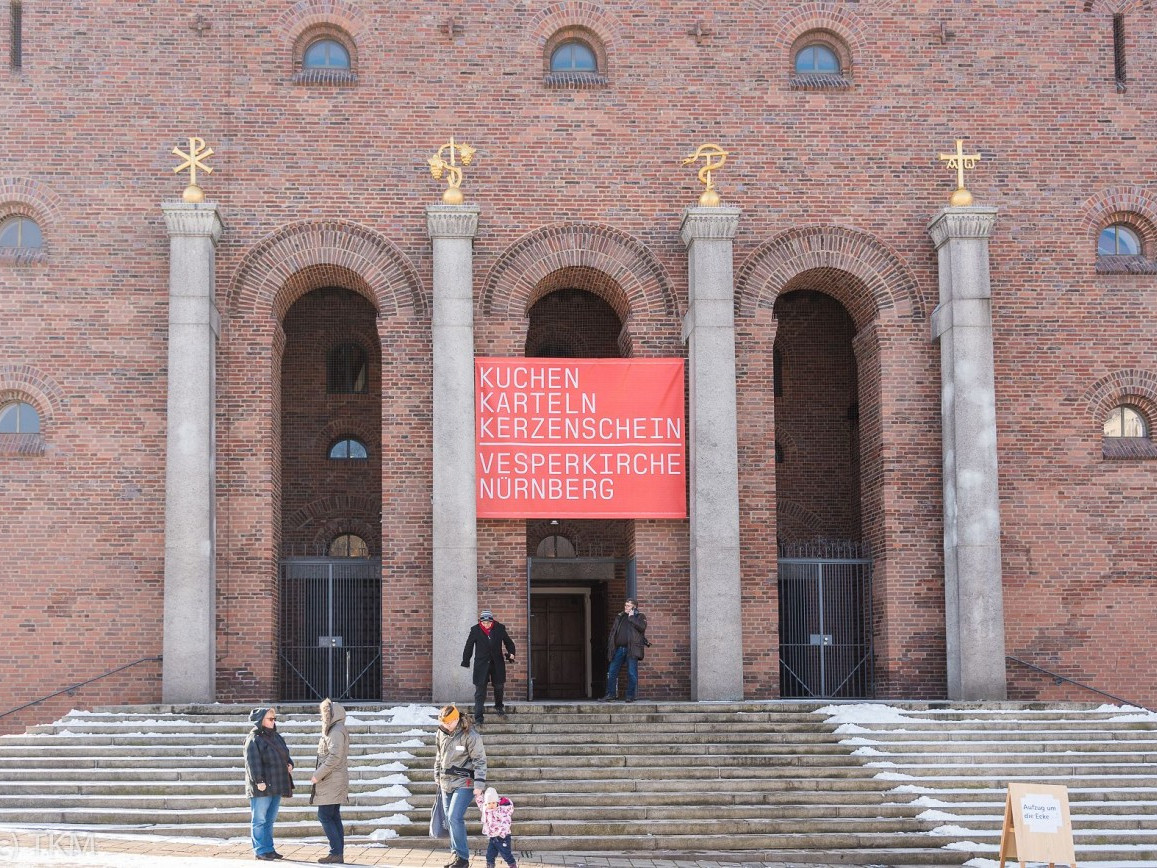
[1,3,1155,727]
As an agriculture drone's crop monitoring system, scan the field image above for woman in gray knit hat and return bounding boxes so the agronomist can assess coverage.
[244,706,295,861]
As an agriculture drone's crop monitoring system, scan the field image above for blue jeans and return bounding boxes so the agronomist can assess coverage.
[487,833,516,866]
[442,786,474,860]
[317,802,343,856]
[249,794,281,856]
[606,646,638,699]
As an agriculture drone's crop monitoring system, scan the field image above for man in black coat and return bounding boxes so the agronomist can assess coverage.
[461,609,517,725]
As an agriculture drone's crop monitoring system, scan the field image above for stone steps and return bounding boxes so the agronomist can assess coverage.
[2,700,1156,866]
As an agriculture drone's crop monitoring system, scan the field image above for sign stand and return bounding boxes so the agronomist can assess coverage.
[998,782,1077,868]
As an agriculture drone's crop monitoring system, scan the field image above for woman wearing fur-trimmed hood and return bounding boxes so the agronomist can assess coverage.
[309,698,349,864]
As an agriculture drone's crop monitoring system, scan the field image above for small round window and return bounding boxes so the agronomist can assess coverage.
[795,43,840,74]
[0,401,40,433]
[0,216,43,250]
[1097,224,1141,256]
[303,38,351,70]
[329,438,368,460]
[1103,405,1149,438]
[550,40,597,73]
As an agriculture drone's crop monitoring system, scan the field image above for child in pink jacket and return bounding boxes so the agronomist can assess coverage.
[476,786,516,868]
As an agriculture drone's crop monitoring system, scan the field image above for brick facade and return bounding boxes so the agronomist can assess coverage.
[1,2,1155,731]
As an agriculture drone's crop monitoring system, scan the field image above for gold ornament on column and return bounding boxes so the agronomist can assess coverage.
[938,139,981,207]
[682,143,729,207]
[428,137,476,205]
[171,137,215,203]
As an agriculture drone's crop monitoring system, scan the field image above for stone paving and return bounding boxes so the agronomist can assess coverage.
[0,830,949,868]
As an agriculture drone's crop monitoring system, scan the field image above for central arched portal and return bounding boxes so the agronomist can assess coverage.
[524,280,635,700]
[278,286,383,701]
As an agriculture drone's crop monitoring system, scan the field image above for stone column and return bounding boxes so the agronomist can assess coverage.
[161,202,223,704]
[427,205,481,703]
[680,206,744,700]
[928,206,1007,700]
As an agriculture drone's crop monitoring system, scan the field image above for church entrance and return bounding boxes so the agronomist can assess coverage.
[526,552,628,700]
[276,286,383,701]
[772,287,874,698]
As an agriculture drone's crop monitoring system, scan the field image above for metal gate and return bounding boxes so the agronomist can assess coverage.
[777,541,874,699]
[278,558,382,701]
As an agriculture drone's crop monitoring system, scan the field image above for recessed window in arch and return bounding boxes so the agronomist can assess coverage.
[329,437,368,460]
[795,43,840,74]
[0,216,43,249]
[303,38,351,70]
[536,535,576,558]
[1097,224,1141,256]
[327,342,368,393]
[1103,405,1148,438]
[550,40,597,73]
[329,534,369,558]
[0,401,40,433]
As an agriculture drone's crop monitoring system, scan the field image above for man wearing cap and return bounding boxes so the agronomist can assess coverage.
[461,609,517,725]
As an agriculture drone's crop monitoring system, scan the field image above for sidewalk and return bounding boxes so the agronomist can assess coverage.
[0,829,959,868]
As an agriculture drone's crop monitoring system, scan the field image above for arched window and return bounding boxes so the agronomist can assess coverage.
[550,40,597,73]
[1103,405,1149,438]
[303,38,351,70]
[329,534,369,558]
[536,535,576,558]
[0,401,40,433]
[795,43,840,74]
[327,342,368,393]
[1098,224,1142,256]
[0,216,42,250]
[329,437,368,459]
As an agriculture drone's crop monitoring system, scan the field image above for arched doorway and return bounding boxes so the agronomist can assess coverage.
[524,282,634,700]
[773,288,871,698]
[278,286,383,701]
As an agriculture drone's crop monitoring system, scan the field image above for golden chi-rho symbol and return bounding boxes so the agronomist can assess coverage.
[172,137,214,203]
[938,139,981,207]
[428,137,476,205]
[682,143,729,207]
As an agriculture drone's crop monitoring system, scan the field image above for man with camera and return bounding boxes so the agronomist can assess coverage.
[461,610,517,726]
[598,599,649,703]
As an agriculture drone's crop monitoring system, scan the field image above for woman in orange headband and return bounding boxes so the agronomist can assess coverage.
[434,705,489,868]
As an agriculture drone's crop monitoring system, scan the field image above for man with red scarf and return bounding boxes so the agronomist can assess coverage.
[461,610,517,726]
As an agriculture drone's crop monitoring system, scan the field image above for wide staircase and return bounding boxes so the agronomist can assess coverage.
[0,701,1155,865]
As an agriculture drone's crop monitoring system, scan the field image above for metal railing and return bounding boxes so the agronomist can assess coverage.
[0,655,163,720]
[1006,655,1152,713]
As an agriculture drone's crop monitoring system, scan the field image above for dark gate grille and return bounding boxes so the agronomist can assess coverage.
[778,541,874,699]
[278,558,382,701]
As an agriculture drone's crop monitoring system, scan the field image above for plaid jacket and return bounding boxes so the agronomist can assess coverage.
[244,726,295,798]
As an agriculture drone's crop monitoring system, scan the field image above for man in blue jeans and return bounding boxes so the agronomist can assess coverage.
[598,599,648,702]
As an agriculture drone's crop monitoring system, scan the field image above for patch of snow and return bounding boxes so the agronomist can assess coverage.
[367,827,399,840]
[814,703,920,723]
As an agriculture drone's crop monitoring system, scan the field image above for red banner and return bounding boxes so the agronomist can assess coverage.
[476,358,687,519]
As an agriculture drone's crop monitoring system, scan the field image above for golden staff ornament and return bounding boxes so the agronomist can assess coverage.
[172,137,214,203]
[428,137,476,205]
[682,143,729,207]
[938,139,981,207]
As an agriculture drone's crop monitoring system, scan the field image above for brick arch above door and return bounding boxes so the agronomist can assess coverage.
[227,220,425,322]
[480,223,678,321]
[735,225,925,329]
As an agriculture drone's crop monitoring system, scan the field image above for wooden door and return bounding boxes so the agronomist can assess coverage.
[530,593,587,699]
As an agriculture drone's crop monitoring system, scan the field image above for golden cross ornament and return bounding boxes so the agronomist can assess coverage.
[682,143,729,206]
[428,137,476,205]
[172,137,214,203]
[938,138,981,207]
